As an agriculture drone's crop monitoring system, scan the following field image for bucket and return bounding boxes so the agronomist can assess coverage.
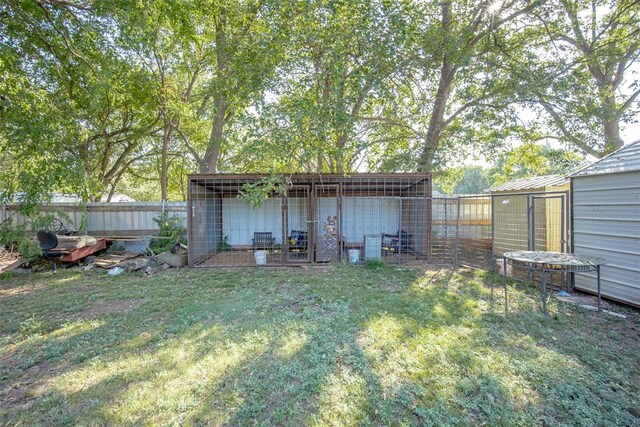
[348,249,360,264]
[254,250,267,265]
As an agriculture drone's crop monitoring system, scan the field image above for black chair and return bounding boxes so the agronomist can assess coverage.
[252,232,275,253]
[37,230,70,271]
[288,230,308,252]
[381,230,411,254]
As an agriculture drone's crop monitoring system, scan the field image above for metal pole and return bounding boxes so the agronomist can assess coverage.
[454,197,460,269]
[542,267,547,315]
[503,257,508,314]
[490,195,495,263]
[502,257,509,315]
[531,197,536,251]
[527,195,532,251]
[527,196,533,281]
[397,197,401,264]
[597,265,602,312]
[560,195,566,290]
[444,199,448,263]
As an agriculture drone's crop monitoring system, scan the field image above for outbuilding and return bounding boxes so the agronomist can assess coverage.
[187,174,432,267]
[488,175,570,256]
[570,140,640,307]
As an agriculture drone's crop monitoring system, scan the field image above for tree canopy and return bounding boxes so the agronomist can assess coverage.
[1,0,638,203]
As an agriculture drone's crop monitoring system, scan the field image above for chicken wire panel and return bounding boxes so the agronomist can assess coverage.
[492,191,570,289]
[340,176,428,264]
[457,196,492,268]
[430,198,458,265]
[532,195,567,253]
[285,186,311,263]
[190,177,285,267]
[400,178,430,263]
[492,191,568,258]
[188,174,432,266]
[492,193,531,257]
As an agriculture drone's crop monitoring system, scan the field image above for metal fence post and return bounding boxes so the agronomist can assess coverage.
[490,195,495,264]
[454,197,460,269]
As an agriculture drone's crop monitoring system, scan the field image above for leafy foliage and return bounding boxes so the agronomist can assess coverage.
[0,219,42,262]
[238,175,291,208]
[149,212,185,254]
[0,0,637,204]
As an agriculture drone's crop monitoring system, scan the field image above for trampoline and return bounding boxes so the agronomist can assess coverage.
[499,251,607,315]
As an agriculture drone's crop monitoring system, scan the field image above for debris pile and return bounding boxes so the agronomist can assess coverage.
[0,247,22,274]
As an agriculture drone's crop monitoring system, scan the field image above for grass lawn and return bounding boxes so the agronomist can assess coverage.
[0,264,638,426]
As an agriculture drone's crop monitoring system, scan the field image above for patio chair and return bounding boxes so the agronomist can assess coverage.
[288,230,308,253]
[252,232,275,253]
[381,230,411,254]
[36,230,70,271]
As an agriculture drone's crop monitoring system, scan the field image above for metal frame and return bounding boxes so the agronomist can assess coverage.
[187,173,433,267]
[500,251,605,315]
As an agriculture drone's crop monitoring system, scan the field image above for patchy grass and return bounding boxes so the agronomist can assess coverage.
[0,264,638,426]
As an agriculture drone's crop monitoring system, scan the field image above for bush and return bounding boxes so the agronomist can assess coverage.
[218,235,231,252]
[0,219,42,262]
[148,212,185,254]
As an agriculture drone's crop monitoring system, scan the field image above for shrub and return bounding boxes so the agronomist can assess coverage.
[0,219,42,262]
[149,212,185,254]
[218,235,231,252]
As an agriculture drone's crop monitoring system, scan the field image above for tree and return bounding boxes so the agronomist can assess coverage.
[197,0,289,174]
[416,0,540,170]
[359,0,541,172]
[526,0,640,156]
[490,142,585,185]
[0,0,158,204]
[243,0,415,173]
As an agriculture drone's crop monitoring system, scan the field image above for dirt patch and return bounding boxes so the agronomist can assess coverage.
[0,359,71,410]
[381,282,401,292]
[70,299,144,319]
[0,283,46,299]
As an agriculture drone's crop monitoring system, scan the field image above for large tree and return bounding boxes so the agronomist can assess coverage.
[526,0,640,156]
[359,0,540,172]
[0,0,158,203]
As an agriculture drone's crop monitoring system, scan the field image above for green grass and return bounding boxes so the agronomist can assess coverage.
[0,264,638,426]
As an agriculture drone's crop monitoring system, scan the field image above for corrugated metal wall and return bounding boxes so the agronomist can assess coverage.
[572,171,640,307]
[0,202,187,237]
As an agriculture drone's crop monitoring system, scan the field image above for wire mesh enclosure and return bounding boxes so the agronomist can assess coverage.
[492,191,569,257]
[187,174,433,267]
[429,196,493,268]
[187,174,569,270]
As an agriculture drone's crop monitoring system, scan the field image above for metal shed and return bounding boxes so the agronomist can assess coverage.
[488,175,570,256]
[570,140,640,307]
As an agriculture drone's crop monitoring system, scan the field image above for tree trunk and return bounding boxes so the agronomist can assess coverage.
[603,118,623,155]
[336,133,347,173]
[601,90,623,155]
[160,119,174,201]
[201,11,228,174]
[418,0,454,172]
[201,100,228,173]
[420,62,455,171]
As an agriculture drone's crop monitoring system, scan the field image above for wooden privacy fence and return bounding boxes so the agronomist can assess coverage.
[0,202,187,238]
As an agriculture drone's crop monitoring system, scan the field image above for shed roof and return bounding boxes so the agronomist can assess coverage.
[570,140,640,177]
[188,173,431,196]
[488,175,569,192]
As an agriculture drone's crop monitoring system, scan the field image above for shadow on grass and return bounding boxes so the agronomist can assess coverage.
[0,265,638,425]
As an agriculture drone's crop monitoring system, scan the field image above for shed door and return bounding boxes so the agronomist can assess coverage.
[530,194,567,252]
